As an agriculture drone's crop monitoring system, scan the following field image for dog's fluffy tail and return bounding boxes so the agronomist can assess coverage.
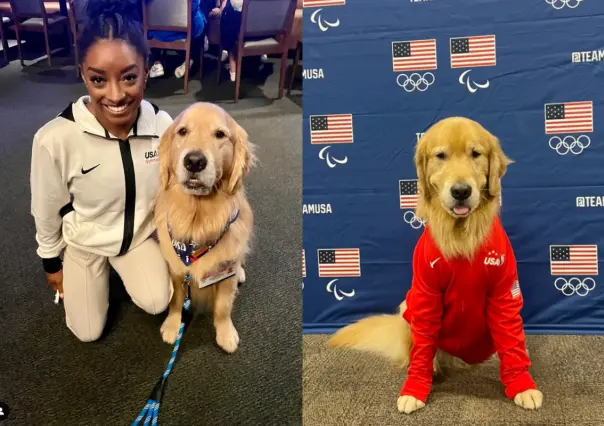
[327,313,411,368]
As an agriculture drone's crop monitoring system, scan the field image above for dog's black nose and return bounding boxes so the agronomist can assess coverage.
[184,151,207,173]
[451,184,472,201]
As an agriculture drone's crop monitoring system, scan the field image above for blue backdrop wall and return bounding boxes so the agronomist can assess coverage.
[302,0,604,334]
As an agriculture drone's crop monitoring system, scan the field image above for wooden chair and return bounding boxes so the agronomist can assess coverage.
[287,0,302,95]
[287,41,301,95]
[0,14,9,63]
[43,1,67,14]
[47,0,80,76]
[0,2,12,64]
[225,0,298,103]
[8,0,76,69]
[143,0,200,95]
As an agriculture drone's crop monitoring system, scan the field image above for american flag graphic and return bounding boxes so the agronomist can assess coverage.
[392,39,437,72]
[550,245,598,276]
[400,179,419,209]
[511,280,521,298]
[302,250,306,278]
[303,0,345,7]
[318,248,361,277]
[310,114,354,145]
[544,102,593,134]
[450,35,496,68]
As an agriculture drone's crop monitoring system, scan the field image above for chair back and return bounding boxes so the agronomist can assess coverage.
[144,0,190,32]
[9,0,45,17]
[242,0,297,39]
[71,0,88,26]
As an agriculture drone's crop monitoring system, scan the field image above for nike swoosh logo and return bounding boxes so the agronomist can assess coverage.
[81,164,100,174]
[430,258,440,268]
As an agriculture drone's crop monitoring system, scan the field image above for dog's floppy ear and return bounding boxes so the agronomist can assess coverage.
[227,114,257,193]
[487,133,513,198]
[158,118,179,190]
[414,134,431,201]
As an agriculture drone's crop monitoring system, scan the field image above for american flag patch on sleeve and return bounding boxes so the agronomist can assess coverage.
[511,280,521,298]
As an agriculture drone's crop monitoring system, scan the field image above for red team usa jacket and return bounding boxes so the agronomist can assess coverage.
[400,216,537,403]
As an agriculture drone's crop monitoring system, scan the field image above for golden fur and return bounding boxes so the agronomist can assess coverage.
[414,116,511,260]
[328,117,542,412]
[154,102,256,353]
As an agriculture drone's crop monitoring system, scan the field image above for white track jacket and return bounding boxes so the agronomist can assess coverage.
[30,96,173,272]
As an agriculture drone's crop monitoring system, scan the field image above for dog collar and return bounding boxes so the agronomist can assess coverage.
[168,209,240,266]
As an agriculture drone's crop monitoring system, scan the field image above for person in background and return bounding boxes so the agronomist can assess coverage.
[30,0,173,342]
[209,0,240,82]
[211,0,267,83]
[148,0,209,79]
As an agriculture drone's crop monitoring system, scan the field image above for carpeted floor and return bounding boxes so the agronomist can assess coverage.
[0,42,302,425]
[304,334,604,426]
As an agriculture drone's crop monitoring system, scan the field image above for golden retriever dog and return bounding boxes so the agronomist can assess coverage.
[154,102,256,354]
[328,117,543,413]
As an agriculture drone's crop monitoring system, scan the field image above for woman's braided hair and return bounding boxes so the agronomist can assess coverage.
[78,0,149,62]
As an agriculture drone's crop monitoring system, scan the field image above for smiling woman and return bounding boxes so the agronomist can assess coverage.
[78,0,150,139]
[29,0,176,343]
[82,43,145,138]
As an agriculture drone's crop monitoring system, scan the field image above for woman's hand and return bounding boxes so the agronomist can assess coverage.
[209,7,221,17]
[46,270,64,299]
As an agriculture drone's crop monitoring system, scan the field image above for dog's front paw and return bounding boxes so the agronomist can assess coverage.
[160,315,181,345]
[397,395,426,414]
[237,266,246,284]
[514,389,543,410]
[216,321,240,353]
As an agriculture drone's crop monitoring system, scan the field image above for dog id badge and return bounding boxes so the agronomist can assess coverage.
[198,262,237,289]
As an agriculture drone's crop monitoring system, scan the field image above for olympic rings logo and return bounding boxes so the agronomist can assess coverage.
[545,0,583,9]
[548,135,590,155]
[554,277,596,297]
[396,72,435,92]
[403,210,426,229]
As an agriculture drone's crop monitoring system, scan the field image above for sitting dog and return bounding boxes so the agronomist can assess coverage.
[328,117,543,413]
[154,102,256,353]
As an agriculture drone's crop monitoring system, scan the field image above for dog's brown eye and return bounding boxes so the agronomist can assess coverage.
[436,152,446,160]
[178,127,187,137]
[215,130,226,139]
[471,150,481,158]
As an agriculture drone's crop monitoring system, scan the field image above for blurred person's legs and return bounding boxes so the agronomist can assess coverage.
[220,1,242,81]
[174,2,208,79]
[149,48,165,78]
[174,35,208,79]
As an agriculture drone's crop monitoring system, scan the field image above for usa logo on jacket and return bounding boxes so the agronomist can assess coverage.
[144,149,159,164]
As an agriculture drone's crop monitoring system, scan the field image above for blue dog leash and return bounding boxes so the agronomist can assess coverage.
[132,210,240,424]
[132,274,193,426]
